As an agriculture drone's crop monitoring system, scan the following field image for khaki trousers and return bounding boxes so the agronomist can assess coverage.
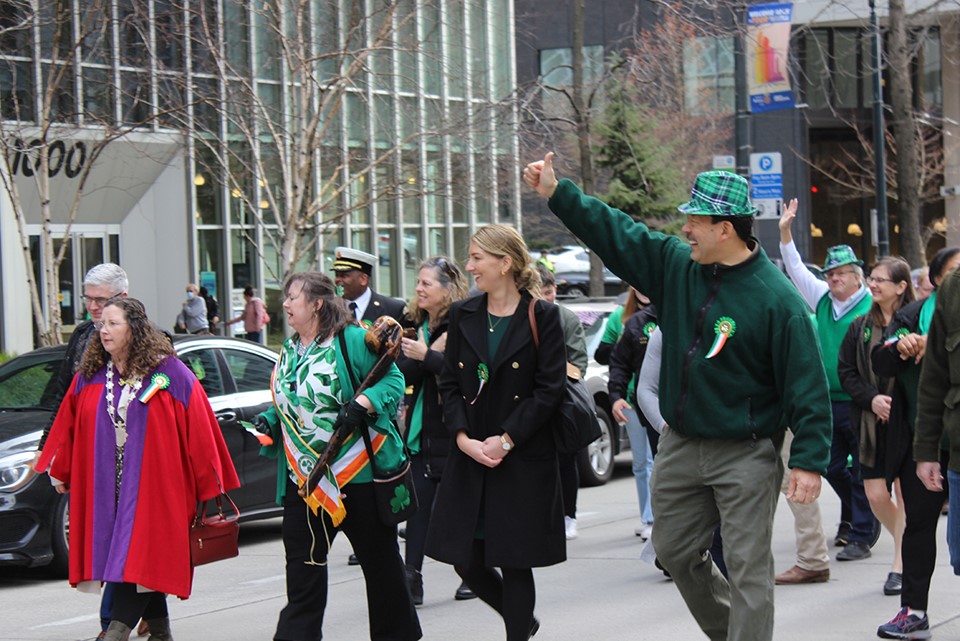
[651,428,783,641]
[780,430,830,571]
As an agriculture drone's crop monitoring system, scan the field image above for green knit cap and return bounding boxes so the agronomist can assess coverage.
[677,170,757,217]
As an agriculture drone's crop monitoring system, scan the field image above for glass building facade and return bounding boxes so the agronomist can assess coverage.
[0,0,519,348]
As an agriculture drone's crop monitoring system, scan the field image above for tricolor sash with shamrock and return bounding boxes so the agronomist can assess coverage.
[271,367,385,525]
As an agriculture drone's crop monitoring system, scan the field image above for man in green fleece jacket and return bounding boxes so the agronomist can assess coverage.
[524,153,831,641]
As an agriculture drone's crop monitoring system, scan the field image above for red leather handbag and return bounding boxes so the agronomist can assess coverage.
[190,492,240,567]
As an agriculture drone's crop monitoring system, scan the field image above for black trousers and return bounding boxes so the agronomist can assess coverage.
[404,453,439,572]
[824,401,876,542]
[109,583,168,628]
[898,448,947,611]
[455,539,535,641]
[274,480,421,641]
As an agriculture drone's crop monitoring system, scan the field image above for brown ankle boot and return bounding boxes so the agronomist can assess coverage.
[145,617,173,641]
[103,621,132,641]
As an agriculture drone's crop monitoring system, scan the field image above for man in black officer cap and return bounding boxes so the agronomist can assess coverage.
[332,246,407,328]
[332,246,408,567]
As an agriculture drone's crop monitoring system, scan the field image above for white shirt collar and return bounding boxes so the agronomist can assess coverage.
[830,284,870,319]
[347,287,373,320]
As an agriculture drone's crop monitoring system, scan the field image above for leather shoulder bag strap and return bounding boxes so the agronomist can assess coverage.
[337,330,361,390]
[336,331,379,474]
[336,330,409,472]
[528,299,539,349]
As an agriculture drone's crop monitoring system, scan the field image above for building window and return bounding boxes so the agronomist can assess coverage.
[82,66,113,123]
[195,146,224,226]
[833,30,860,109]
[917,30,941,109]
[539,45,605,116]
[0,60,34,121]
[0,2,33,120]
[802,27,941,112]
[682,36,735,115]
[803,30,831,110]
[421,3,442,96]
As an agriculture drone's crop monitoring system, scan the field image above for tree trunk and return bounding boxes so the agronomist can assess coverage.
[39,141,63,346]
[888,0,924,266]
[572,0,604,296]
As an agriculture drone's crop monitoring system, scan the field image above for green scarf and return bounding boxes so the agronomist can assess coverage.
[918,291,936,336]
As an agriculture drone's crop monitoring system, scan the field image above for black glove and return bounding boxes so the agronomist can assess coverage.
[250,414,271,435]
[338,400,369,431]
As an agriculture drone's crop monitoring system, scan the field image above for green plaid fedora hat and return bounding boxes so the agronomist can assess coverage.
[821,245,863,272]
[677,170,758,217]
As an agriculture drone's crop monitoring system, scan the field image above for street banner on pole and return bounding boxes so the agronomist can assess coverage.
[747,2,794,113]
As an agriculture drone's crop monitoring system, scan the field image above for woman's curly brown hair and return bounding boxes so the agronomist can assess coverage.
[79,298,174,379]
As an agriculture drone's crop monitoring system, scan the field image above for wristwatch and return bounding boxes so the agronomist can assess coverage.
[499,435,512,451]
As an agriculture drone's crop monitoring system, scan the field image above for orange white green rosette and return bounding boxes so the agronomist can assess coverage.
[139,372,171,403]
[706,317,736,359]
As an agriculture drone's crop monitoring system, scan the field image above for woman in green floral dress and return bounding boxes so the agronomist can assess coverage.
[252,271,421,641]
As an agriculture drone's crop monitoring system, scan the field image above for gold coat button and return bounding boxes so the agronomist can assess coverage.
[512,362,519,369]
[458,362,464,369]
[513,396,519,401]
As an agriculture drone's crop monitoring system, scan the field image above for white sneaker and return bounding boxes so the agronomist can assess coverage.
[565,516,578,540]
[634,522,653,540]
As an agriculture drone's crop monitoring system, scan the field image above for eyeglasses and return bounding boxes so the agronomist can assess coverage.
[867,276,895,285]
[82,293,121,307]
[826,269,856,279]
[95,320,128,331]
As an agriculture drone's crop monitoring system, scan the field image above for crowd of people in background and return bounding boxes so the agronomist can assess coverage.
[33,154,960,641]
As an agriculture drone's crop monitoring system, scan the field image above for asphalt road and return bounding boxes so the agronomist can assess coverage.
[5,460,960,640]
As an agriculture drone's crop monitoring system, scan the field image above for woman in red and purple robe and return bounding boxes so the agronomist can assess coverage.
[36,298,239,641]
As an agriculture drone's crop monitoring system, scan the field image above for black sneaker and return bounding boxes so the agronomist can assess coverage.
[883,572,903,596]
[454,581,476,601]
[837,541,872,561]
[877,607,931,639]
[834,521,852,547]
[406,567,423,606]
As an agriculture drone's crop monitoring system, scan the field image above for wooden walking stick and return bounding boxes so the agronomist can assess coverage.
[299,316,404,499]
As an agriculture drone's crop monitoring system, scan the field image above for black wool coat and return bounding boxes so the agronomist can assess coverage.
[425,292,567,569]
[360,290,408,325]
[396,318,452,480]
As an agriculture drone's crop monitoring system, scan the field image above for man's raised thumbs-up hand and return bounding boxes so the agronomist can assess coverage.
[523,151,559,199]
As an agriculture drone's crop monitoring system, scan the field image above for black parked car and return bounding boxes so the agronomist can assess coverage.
[0,335,280,576]
[555,269,626,298]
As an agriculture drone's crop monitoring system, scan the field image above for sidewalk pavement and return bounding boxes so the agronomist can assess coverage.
[7,463,960,640]
[196,466,960,640]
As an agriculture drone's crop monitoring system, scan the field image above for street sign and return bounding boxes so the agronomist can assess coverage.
[713,155,736,171]
[749,152,783,200]
[754,198,781,220]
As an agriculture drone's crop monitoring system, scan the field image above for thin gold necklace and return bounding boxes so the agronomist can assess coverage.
[486,311,507,333]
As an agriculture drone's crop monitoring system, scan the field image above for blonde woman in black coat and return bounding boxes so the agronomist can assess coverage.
[425,225,566,640]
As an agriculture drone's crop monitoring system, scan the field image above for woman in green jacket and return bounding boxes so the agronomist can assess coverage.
[253,271,420,641]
